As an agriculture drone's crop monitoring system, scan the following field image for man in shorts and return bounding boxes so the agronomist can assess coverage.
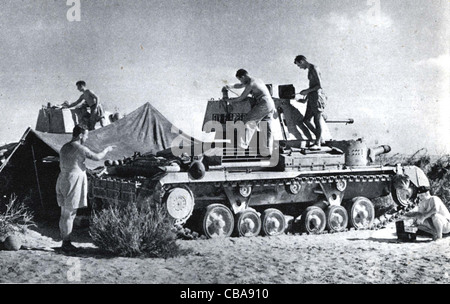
[223,69,276,156]
[405,186,450,241]
[64,81,105,131]
[56,124,114,253]
[294,55,327,150]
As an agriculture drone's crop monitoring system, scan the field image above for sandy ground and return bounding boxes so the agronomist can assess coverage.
[1,220,449,284]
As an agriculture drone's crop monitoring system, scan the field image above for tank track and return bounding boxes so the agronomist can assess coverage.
[157,171,418,240]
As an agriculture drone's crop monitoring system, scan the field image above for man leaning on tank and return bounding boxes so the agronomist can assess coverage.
[63,80,105,131]
[222,69,276,156]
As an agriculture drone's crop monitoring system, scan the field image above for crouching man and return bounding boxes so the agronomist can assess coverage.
[405,186,450,241]
[56,125,114,253]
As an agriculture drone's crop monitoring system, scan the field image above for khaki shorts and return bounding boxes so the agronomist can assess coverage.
[305,91,326,118]
[56,171,88,209]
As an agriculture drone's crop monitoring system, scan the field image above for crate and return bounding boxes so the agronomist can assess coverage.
[90,177,139,203]
[278,151,345,171]
[395,220,417,241]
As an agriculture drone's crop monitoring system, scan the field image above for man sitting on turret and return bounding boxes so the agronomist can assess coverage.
[223,69,276,156]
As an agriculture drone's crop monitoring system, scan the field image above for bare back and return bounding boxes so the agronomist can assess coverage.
[59,141,89,173]
[249,77,271,100]
[81,90,97,107]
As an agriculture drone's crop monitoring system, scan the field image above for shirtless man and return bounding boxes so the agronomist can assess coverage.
[294,55,327,150]
[64,81,104,131]
[405,186,450,241]
[56,124,114,253]
[223,69,276,155]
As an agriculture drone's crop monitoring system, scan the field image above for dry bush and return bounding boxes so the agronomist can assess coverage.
[89,198,184,258]
[380,149,450,207]
[0,194,34,239]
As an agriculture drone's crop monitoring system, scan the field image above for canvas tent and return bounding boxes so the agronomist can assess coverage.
[0,102,200,218]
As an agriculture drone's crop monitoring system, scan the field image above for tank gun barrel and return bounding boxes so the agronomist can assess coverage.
[325,119,354,125]
[368,145,391,162]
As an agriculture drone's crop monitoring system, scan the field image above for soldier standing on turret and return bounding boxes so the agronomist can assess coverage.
[294,55,327,150]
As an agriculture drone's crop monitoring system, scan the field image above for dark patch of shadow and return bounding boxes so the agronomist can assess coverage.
[51,246,117,259]
[347,237,433,244]
[277,101,313,140]
[29,220,92,244]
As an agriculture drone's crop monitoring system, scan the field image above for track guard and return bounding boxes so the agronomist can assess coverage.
[398,165,430,188]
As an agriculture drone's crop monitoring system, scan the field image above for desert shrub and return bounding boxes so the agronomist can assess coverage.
[380,149,450,208]
[0,194,34,240]
[89,198,183,258]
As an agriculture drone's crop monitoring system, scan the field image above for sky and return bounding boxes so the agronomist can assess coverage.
[0,0,449,155]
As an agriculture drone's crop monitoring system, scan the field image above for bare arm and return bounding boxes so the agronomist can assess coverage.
[405,201,437,224]
[231,83,245,89]
[83,146,114,161]
[67,95,84,108]
[232,85,252,103]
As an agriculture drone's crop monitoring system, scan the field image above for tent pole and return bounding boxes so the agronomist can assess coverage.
[31,143,45,209]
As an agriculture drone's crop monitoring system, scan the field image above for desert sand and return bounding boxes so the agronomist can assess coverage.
[1,220,449,285]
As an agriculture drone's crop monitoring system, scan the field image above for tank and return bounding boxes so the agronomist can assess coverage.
[89,85,430,238]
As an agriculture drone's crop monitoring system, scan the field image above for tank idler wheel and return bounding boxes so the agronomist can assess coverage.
[391,174,418,208]
[202,204,235,239]
[300,206,326,234]
[261,208,286,236]
[235,209,262,237]
[325,205,348,232]
[345,197,375,229]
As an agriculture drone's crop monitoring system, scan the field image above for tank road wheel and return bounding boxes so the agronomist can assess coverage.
[235,209,262,237]
[391,174,418,207]
[202,204,235,239]
[261,208,286,236]
[165,188,195,224]
[325,205,348,232]
[300,206,326,234]
[346,197,375,229]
